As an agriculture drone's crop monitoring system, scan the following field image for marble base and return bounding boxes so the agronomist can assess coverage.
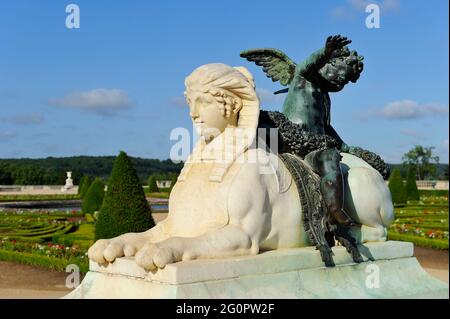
[64,241,449,299]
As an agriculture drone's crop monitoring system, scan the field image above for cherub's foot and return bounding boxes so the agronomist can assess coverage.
[135,238,185,270]
[88,233,147,264]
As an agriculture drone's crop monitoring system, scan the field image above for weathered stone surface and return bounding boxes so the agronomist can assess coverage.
[65,241,448,299]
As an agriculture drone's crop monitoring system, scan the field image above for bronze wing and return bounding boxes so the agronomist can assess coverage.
[240,48,296,86]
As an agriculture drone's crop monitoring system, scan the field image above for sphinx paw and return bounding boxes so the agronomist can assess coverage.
[135,243,181,270]
[88,238,139,264]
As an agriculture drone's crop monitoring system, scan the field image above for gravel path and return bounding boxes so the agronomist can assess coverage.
[0,245,447,299]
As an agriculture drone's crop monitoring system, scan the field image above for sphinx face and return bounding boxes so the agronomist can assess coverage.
[186,91,237,142]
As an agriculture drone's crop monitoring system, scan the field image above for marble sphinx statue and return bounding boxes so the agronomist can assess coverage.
[88,58,394,269]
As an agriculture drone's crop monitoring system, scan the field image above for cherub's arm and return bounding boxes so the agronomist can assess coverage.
[294,35,352,81]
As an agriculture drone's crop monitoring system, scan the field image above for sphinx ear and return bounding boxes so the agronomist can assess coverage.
[231,97,243,115]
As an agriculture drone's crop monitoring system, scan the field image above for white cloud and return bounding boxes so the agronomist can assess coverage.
[378,100,448,120]
[49,89,134,115]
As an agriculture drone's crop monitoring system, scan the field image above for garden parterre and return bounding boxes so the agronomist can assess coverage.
[388,196,449,250]
[0,209,94,272]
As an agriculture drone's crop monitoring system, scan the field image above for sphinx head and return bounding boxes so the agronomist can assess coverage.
[318,47,364,92]
[184,63,258,142]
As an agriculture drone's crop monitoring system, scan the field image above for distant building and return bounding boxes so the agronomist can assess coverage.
[156,180,172,189]
[416,180,449,190]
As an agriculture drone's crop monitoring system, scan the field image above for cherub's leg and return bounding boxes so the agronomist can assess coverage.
[88,221,170,264]
[134,225,254,270]
[306,148,353,226]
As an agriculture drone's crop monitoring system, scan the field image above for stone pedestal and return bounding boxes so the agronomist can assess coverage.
[64,241,448,299]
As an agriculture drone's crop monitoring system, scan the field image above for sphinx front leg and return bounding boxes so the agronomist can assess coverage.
[88,221,170,264]
[134,225,255,270]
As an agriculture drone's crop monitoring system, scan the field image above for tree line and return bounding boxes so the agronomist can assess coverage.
[0,145,447,186]
[0,156,183,185]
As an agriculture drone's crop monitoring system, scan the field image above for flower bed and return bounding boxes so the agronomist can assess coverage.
[388,199,449,250]
[0,210,92,272]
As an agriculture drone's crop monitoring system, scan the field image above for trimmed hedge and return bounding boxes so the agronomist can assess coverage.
[147,175,159,193]
[82,177,105,215]
[405,167,420,201]
[78,175,88,195]
[78,176,92,199]
[95,151,155,240]
[388,168,407,205]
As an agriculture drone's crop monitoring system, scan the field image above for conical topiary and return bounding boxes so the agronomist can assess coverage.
[82,177,105,215]
[77,175,86,195]
[95,151,155,240]
[388,168,407,205]
[405,167,420,201]
[79,175,92,198]
[147,175,159,193]
[78,175,88,196]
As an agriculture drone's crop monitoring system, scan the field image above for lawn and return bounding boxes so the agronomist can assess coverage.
[388,195,449,250]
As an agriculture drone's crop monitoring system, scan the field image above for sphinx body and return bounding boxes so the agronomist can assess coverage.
[88,63,394,270]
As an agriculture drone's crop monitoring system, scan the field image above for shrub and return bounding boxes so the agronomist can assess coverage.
[78,176,92,199]
[405,167,420,201]
[82,178,105,215]
[388,168,407,205]
[147,175,159,193]
[78,175,87,195]
[95,151,155,240]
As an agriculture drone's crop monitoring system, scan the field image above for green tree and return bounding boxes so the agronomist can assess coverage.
[95,151,155,240]
[78,176,92,198]
[78,175,88,195]
[388,168,407,205]
[405,167,420,201]
[82,177,105,214]
[10,165,45,185]
[402,145,440,180]
[0,167,13,185]
[147,175,159,193]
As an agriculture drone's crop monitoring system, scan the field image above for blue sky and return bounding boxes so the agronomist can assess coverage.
[0,0,448,163]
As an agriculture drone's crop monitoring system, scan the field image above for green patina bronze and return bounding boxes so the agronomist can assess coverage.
[241,35,388,229]
[241,35,363,138]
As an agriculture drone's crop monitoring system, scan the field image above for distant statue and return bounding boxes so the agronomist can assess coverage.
[241,35,390,229]
[88,63,394,270]
[61,171,74,192]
